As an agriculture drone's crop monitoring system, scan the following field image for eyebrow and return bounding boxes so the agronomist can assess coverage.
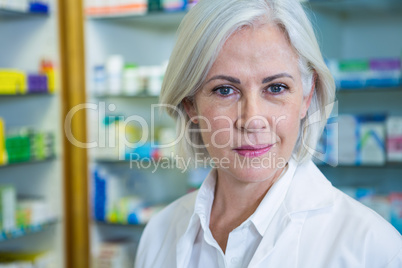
[205,73,294,85]
[262,73,294,84]
[206,75,241,84]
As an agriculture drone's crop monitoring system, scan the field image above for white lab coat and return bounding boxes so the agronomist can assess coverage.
[135,160,402,267]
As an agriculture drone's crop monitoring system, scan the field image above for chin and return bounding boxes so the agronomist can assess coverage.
[207,145,290,182]
[219,153,286,183]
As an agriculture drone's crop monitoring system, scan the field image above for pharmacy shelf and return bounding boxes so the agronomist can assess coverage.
[0,219,58,242]
[0,93,55,97]
[87,10,186,29]
[94,158,136,163]
[91,93,159,99]
[336,89,402,115]
[337,87,402,92]
[94,157,175,163]
[0,157,56,169]
[305,0,402,16]
[85,6,185,260]
[93,158,178,171]
[316,162,402,169]
[0,0,65,264]
[0,8,48,17]
[317,165,402,194]
[94,221,146,228]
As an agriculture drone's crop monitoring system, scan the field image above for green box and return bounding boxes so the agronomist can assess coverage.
[148,0,163,12]
[339,59,369,72]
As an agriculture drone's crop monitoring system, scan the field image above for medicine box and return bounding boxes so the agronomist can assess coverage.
[0,185,16,231]
[326,58,401,89]
[367,58,401,88]
[356,114,386,166]
[338,115,358,165]
[162,0,186,11]
[386,116,402,162]
[0,69,27,95]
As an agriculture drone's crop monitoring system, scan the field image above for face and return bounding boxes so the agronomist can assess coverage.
[184,23,314,184]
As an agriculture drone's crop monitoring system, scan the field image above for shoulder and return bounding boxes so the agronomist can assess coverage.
[333,190,402,266]
[296,161,402,266]
[334,189,401,244]
[135,191,198,267]
[145,190,198,234]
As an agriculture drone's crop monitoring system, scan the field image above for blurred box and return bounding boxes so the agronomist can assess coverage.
[92,241,132,268]
[338,59,369,89]
[386,116,402,162]
[148,0,162,11]
[0,185,16,231]
[0,69,27,95]
[162,0,186,11]
[27,74,48,93]
[367,58,401,88]
[326,58,401,89]
[338,115,358,165]
[356,114,386,165]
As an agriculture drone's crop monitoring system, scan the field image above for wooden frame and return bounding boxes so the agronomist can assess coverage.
[58,0,90,267]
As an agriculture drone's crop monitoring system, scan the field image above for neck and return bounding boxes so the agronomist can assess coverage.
[212,167,285,223]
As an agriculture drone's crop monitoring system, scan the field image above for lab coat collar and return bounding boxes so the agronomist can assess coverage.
[179,158,337,237]
[249,159,295,236]
[175,190,199,267]
[191,163,294,237]
[249,159,337,267]
[176,169,217,267]
[193,168,216,224]
[176,159,336,267]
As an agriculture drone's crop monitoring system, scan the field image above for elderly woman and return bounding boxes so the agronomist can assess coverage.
[135,0,402,267]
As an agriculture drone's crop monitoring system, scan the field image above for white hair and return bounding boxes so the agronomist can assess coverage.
[159,0,336,163]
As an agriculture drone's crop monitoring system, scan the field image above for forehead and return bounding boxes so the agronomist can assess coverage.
[211,23,299,73]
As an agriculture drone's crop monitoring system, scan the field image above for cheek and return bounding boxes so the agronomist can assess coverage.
[275,106,302,144]
[198,109,234,149]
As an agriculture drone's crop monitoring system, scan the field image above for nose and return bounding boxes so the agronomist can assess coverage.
[235,96,269,132]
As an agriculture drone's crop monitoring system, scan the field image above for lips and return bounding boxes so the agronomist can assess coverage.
[233,144,274,158]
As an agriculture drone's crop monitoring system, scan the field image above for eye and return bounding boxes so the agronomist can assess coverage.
[267,83,289,94]
[213,86,235,96]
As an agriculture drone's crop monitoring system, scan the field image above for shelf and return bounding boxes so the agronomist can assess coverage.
[94,157,175,165]
[94,158,130,164]
[316,162,402,169]
[0,8,48,17]
[0,92,55,98]
[0,0,65,265]
[304,0,402,16]
[91,93,159,99]
[0,219,58,242]
[337,87,402,92]
[94,221,146,228]
[0,157,56,169]
[87,11,186,29]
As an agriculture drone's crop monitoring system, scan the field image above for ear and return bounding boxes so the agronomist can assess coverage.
[300,72,316,119]
[182,98,199,124]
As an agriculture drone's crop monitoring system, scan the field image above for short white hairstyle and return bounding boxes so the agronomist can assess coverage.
[160,0,335,163]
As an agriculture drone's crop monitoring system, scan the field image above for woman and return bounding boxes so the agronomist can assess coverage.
[135,0,402,267]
